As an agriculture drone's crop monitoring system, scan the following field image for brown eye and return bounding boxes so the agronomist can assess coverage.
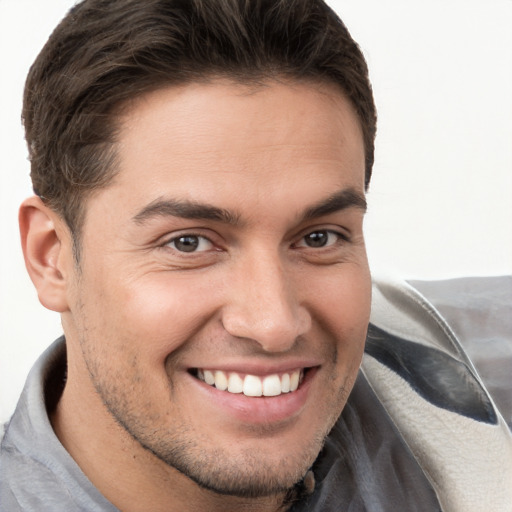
[303,231,329,248]
[296,230,346,249]
[167,235,213,253]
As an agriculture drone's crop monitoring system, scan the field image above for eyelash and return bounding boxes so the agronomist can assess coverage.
[163,229,349,254]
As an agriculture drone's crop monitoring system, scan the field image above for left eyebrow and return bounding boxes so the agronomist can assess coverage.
[300,188,367,222]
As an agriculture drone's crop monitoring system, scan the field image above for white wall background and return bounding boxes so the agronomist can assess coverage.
[1,0,511,421]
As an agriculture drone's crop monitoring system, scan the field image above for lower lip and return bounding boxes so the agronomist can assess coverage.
[188,368,318,425]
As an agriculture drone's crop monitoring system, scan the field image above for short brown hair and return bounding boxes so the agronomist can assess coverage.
[23,0,376,247]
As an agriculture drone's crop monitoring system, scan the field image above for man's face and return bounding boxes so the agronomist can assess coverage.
[63,80,371,497]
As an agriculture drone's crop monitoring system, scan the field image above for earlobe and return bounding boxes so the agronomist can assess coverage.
[19,196,72,313]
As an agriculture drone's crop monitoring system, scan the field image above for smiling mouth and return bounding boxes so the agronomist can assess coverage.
[191,368,308,397]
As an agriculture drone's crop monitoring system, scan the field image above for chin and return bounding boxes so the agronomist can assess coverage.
[160,441,321,499]
[129,404,338,500]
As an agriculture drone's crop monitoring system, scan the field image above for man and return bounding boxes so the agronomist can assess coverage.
[1,1,511,511]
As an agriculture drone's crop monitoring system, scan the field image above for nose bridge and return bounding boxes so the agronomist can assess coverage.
[222,246,310,352]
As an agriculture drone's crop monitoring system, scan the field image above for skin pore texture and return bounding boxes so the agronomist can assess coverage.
[23,80,371,512]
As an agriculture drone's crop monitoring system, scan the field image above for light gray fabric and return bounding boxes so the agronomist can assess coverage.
[367,277,512,511]
[0,340,118,512]
[409,276,512,429]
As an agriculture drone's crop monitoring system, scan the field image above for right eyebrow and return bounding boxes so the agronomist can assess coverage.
[300,188,367,222]
[132,198,241,226]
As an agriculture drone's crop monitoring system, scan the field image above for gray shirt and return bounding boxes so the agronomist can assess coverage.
[0,340,117,511]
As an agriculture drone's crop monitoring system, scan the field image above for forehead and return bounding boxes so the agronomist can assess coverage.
[118,79,363,158]
[88,79,365,224]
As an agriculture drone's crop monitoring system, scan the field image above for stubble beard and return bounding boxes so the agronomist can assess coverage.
[98,385,342,500]
[82,351,348,500]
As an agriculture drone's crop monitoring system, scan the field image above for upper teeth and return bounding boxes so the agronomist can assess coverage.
[197,369,303,397]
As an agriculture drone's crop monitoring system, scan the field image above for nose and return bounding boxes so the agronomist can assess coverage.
[221,250,311,352]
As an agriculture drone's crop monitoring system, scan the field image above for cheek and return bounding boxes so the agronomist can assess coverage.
[309,265,371,365]
[339,276,372,336]
[100,272,223,360]
[308,264,371,328]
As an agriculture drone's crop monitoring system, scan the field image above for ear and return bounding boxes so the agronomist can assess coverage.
[19,196,74,313]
